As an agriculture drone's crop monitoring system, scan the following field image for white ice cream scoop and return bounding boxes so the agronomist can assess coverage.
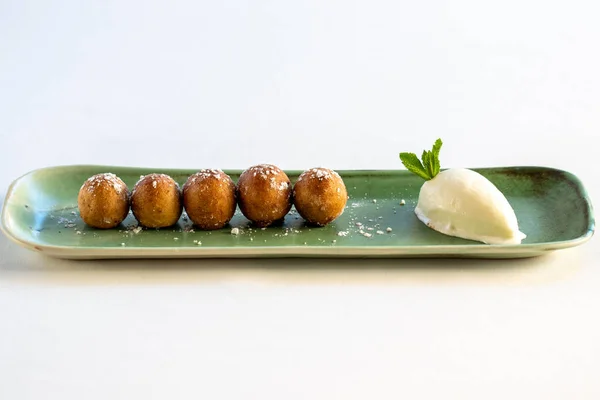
[414,168,526,245]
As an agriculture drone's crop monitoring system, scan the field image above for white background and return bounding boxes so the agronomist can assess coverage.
[1,0,599,398]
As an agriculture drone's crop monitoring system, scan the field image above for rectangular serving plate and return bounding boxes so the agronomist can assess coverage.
[1,165,595,259]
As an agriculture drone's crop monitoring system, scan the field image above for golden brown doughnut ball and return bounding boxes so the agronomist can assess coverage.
[293,168,348,226]
[236,164,292,227]
[182,169,237,230]
[78,173,130,229]
[131,173,182,228]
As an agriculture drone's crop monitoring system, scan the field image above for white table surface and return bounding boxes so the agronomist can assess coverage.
[1,1,599,398]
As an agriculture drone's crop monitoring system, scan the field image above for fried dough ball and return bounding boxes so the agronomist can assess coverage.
[78,173,130,229]
[182,169,237,230]
[131,173,182,228]
[236,164,292,227]
[293,168,348,226]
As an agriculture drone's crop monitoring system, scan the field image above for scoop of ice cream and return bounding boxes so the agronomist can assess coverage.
[414,168,526,245]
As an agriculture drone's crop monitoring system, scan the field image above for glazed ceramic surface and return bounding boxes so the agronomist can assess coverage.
[1,165,594,259]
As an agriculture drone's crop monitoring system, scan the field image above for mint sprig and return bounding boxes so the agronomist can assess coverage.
[399,138,443,180]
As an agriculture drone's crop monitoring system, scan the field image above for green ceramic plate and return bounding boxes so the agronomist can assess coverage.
[1,165,594,259]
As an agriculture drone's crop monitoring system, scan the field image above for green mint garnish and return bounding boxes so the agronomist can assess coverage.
[399,138,443,180]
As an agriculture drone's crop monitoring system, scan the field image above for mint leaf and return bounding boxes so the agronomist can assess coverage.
[399,152,431,180]
[421,150,434,179]
[400,139,443,180]
[431,138,442,176]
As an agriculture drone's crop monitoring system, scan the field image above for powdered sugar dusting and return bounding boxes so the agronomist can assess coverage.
[278,181,289,191]
[195,168,225,180]
[83,173,126,195]
[299,167,340,182]
[243,164,289,191]
[246,164,280,180]
[135,173,179,193]
[312,168,331,180]
[185,169,229,191]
